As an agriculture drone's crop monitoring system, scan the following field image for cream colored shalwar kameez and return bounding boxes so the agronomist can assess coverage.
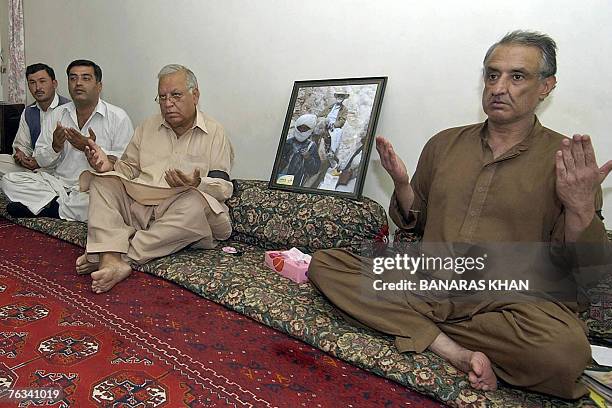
[80,111,233,264]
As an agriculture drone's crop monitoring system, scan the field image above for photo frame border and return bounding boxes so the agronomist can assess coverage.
[269,76,387,200]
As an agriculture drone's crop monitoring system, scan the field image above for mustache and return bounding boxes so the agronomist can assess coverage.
[488,96,510,104]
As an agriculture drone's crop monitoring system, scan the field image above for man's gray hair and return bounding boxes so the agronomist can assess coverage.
[483,30,557,78]
[157,64,198,90]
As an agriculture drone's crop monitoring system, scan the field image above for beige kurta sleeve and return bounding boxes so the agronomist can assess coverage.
[113,123,143,180]
[197,124,234,202]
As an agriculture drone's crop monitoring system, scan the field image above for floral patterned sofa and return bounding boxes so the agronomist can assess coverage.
[0,180,609,407]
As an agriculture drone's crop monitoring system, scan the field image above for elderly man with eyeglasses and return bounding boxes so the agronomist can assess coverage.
[77,64,234,294]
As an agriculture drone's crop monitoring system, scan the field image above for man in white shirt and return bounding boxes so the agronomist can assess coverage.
[1,60,133,221]
[0,63,70,176]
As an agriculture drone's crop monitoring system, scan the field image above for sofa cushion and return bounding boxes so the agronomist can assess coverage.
[227,180,388,253]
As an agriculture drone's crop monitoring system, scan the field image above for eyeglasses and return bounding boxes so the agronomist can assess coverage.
[155,92,186,104]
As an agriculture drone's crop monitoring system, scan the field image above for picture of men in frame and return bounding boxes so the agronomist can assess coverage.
[271,77,386,199]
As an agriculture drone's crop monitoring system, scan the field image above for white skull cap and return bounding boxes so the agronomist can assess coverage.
[295,113,317,129]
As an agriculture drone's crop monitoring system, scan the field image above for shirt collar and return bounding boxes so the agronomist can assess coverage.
[515,117,541,151]
[159,110,209,134]
[480,116,541,152]
[32,93,60,111]
[69,98,105,115]
[93,99,107,117]
[64,98,105,127]
[194,110,208,133]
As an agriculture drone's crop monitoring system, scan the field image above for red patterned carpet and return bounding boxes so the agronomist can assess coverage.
[0,219,444,407]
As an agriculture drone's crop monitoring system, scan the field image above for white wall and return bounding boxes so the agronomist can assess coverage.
[21,0,612,223]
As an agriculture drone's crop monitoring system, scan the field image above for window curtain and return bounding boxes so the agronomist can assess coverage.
[8,0,25,104]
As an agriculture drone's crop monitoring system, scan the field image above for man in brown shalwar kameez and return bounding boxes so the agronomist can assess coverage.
[308,30,612,398]
[76,64,234,294]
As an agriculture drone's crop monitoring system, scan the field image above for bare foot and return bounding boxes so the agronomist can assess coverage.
[90,258,132,294]
[457,350,498,391]
[76,253,98,275]
[429,333,497,391]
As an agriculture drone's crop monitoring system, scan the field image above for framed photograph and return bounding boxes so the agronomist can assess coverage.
[269,76,387,200]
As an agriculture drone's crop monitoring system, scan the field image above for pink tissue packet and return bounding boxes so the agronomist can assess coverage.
[264,248,312,284]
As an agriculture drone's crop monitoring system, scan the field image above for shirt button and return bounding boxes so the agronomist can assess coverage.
[470,211,477,217]
[478,186,486,193]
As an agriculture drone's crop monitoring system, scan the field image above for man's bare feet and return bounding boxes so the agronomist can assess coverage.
[429,333,498,391]
[76,253,98,275]
[456,350,497,391]
[90,253,132,294]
